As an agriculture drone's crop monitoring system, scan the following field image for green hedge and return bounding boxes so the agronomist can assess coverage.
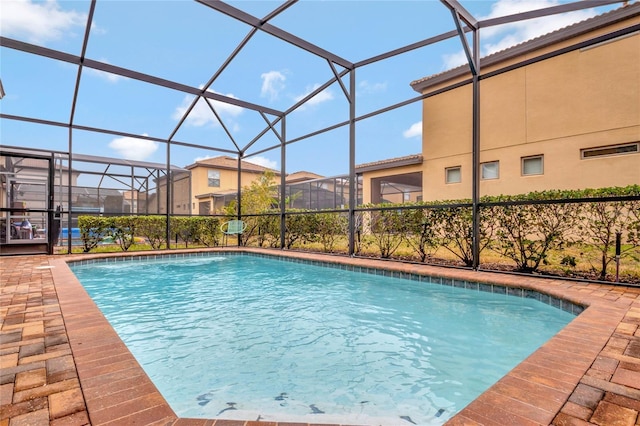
[360,185,640,278]
[78,215,222,252]
[78,185,639,281]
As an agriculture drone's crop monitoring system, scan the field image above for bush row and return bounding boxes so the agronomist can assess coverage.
[78,185,639,281]
[242,211,349,252]
[363,186,640,279]
[242,186,639,280]
[77,215,223,252]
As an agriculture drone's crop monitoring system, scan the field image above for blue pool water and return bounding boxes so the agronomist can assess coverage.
[72,255,574,425]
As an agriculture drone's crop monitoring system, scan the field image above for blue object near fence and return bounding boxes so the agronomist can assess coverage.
[60,228,81,239]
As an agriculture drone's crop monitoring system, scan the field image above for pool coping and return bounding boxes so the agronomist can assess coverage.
[5,247,640,425]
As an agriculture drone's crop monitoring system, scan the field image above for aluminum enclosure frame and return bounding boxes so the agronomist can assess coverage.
[0,0,627,260]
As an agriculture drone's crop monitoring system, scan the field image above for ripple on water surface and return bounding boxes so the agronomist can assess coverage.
[72,255,574,426]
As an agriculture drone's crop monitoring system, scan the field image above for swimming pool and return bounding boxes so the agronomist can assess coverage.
[71,253,575,426]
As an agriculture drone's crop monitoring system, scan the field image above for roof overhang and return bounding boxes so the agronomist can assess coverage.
[411,3,640,93]
[356,154,423,174]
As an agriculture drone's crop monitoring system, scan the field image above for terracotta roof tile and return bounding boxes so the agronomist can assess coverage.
[285,171,325,183]
[411,2,640,91]
[186,156,280,174]
[356,154,423,173]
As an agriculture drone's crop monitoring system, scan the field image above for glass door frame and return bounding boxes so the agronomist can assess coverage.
[0,152,55,255]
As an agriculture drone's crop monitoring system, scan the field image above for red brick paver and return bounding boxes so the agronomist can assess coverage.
[2,248,640,426]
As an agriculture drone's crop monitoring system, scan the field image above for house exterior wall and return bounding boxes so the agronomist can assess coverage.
[152,172,191,215]
[420,15,640,201]
[190,165,270,214]
[172,173,192,215]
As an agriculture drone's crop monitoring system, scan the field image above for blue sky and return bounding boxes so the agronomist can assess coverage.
[0,0,621,180]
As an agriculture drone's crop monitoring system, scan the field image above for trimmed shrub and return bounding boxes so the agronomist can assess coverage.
[367,204,408,258]
[109,215,138,252]
[192,216,222,247]
[576,186,640,279]
[137,215,167,249]
[78,216,110,253]
[486,191,581,273]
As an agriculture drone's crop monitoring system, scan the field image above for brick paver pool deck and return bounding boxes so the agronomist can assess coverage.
[2,248,639,426]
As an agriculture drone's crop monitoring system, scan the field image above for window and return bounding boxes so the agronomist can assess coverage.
[208,170,220,187]
[199,201,211,215]
[481,161,499,180]
[445,166,461,184]
[581,143,639,159]
[522,155,543,176]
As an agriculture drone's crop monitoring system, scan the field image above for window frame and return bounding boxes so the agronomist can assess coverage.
[445,166,462,184]
[521,155,544,176]
[207,169,221,187]
[581,142,639,159]
[481,161,499,180]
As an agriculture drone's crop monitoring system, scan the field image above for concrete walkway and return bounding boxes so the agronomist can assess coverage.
[1,249,639,426]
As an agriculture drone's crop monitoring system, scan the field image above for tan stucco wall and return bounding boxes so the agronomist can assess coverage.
[154,175,191,215]
[421,23,640,201]
[172,175,191,215]
[190,166,270,214]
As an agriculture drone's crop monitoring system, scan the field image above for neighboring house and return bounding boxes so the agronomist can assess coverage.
[153,169,192,215]
[285,171,324,185]
[185,156,280,214]
[411,3,640,201]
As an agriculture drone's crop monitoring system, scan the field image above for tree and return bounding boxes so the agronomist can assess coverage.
[224,171,279,246]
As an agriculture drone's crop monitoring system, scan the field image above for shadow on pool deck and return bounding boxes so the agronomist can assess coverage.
[1,247,639,426]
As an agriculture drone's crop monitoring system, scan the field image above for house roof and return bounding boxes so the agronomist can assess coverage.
[195,188,239,199]
[411,2,640,93]
[355,154,423,174]
[285,171,325,183]
[185,156,280,174]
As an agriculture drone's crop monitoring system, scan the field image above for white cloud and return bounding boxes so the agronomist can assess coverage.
[260,71,286,102]
[173,89,243,127]
[481,0,598,55]
[86,59,124,83]
[403,122,422,139]
[294,84,334,110]
[442,50,469,70]
[441,0,599,69]
[108,134,158,161]
[359,80,388,95]
[0,0,86,44]
[194,155,215,162]
[244,156,278,170]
